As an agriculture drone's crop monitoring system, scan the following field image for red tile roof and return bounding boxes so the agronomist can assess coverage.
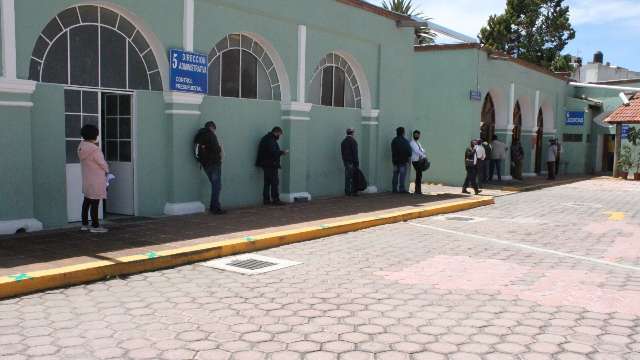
[606,93,640,124]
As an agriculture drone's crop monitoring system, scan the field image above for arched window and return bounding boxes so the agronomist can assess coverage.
[513,101,522,143]
[480,94,496,142]
[208,33,281,101]
[309,53,361,109]
[28,5,162,91]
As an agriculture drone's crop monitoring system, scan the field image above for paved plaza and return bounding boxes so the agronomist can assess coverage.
[1,178,640,359]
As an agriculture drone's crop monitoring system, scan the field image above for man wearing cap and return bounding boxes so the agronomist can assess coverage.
[341,128,359,196]
[194,121,226,215]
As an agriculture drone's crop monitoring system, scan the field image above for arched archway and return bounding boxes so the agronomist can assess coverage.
[481,94,496,142]
[28,4,164,91]
[207,32,290,102]
[535,108,544,174]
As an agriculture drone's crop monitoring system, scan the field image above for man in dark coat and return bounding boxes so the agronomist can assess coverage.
[463,140,481,195]
[391,127,412,193]
[256,126,288,205]
[194,121,225,214]
[341,128,359,196]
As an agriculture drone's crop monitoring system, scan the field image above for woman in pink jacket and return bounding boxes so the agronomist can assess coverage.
[78,125,109,233]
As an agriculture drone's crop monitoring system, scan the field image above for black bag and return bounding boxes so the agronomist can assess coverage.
[355,168,368,192]
[193,129,211,167]
[416,157,431,172]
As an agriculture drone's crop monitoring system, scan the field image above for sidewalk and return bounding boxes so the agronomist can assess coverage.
[0,192,493,299]
[480,174,592,192]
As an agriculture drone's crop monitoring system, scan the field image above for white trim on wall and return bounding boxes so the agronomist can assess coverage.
[0,100,34,107]
[282,102,312,112]
[183,0,195,51]
[163,91,204,105]
[0,78,36,94]
[0,218,43,235]
[164,201,205,216]
[362,109,380,118]
[297,25,307,103]
[281,116,310,121]
[1,0,17,79]
[165,109,201,115]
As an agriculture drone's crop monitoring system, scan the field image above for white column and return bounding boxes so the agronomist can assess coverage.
[533,90,540,126]
[183,0,194,51]
[1,0,17,79]
[508,82,515,126]
[296,25,307,103]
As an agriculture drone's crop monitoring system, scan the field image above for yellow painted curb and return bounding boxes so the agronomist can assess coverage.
[0,196,494,299]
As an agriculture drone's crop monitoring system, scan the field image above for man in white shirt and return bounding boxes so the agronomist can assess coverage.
[410,130,427,194]
[473,139,487,184]
[547,139,559,180]
[490,135,507,181]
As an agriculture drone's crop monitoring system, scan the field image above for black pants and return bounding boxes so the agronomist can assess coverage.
[463,166,479,192]
[547,161,556,180]
[263,167,280,203]
[344,162,356,195]
[412,161,424,194]
[82,197,100,228]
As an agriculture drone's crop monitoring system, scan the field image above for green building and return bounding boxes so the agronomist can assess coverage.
[0,0,636,234]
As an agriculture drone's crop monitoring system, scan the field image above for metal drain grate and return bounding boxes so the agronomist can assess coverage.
[433,215,485,223]
[446,216,476,222]
[200,254,301,275]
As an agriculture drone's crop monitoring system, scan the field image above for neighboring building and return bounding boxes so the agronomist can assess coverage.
[0,0,636,234]
[573,52,640,83]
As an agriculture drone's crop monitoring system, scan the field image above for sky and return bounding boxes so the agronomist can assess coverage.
[370,0,640,71]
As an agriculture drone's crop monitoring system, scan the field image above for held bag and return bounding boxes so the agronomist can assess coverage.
[193,130,211,167]
[416,157,430,172]
[355,168,368,192]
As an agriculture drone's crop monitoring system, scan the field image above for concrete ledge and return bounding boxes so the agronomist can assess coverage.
[0,219,43,235]
[363,186,378,194]
[0,196,493,299]
[281,192,312,203]
[163,202,205,216]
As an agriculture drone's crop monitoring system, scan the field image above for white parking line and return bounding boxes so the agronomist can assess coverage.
[407,222,640,272]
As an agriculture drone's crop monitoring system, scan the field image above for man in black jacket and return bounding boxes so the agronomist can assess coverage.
[391,127,412,193]
[256,127,288,205]
[341,128,359,196]
[194,121,225,214]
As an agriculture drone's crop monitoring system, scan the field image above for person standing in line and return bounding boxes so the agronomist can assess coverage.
[256,126,288,206]
[410,130,427,195]
[489,135,507,181]
[77,124,109,233]
[555,139,562,175]
[480,140,492,183]
[547,138,559,180]
[194,121,226,215]
[391,127,412,194]
[341,128,359,197]
[463,140,481,195]
[511,140,525,180]
[474,139,487,184]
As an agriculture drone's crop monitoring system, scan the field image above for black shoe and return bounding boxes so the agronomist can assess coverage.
[462,189,471,194]
[475,190,482,195]
[210,209,227,215]
[272,200,286,206]
[263,200,271,206]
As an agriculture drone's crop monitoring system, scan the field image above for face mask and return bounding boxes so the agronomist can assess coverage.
[414,136,419,140]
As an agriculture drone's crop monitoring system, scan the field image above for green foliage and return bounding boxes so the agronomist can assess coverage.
[628,127,640,146]
[618,144,634,172]
[382,0,436,45]
[551,54,575,73]
[479,0,576,70]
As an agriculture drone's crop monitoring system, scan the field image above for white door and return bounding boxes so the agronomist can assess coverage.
[64,88,104,222]
[102,93,135,215]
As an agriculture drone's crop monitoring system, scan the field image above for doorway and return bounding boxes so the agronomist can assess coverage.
[64,88,135,222]
[534,109,544,174]
[602,134,616,172]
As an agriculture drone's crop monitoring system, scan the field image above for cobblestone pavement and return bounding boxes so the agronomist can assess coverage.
[2,178,640,360]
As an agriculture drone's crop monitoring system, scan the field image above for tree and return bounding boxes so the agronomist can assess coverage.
[479,0,575,70]
[381,0,436,45]
[550,54,575,73]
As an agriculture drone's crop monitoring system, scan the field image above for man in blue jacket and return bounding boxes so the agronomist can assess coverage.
[256,127,288,205]
[391,127,412,193]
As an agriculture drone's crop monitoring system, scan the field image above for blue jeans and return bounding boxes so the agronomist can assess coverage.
[489,159,502,181]
[392,164,408,192]
[204,164,222,211]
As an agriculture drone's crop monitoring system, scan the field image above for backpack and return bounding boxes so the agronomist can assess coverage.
[193,129,211,167]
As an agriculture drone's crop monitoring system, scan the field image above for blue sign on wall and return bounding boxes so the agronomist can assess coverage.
[565,111,585,126]
[622,125,631,139]
[169,49,208,94]
[470,90,482,101]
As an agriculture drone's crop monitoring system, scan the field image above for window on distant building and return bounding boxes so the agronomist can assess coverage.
[29,5,162,91]
[208,34,281,101]
[309,53,361,109]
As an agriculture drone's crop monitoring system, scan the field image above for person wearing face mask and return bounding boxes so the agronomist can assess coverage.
[77,124,109,233]
[256,126,289,206]
[410,130,429,195]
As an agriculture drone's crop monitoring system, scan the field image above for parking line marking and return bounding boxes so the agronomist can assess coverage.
[407,222,640,272]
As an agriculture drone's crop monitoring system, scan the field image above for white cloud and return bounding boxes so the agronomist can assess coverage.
[568,0,640,25]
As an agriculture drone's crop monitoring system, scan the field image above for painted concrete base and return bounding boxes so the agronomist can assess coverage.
[363,186,378,194]
[0,218,43,235]
[523,173,538,177]
[281,192,312,203]
[502,176,514,181]
[163,202,206,216]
